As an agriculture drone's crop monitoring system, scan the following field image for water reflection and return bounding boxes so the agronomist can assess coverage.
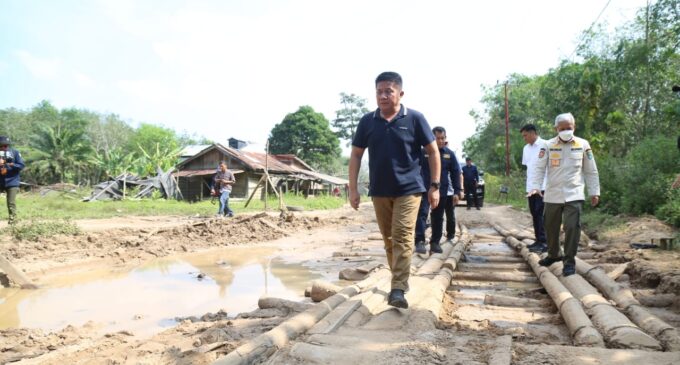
[0,245,329,337]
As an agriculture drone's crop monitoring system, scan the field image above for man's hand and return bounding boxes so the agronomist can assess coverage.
[591,195,600,207]
[452,195,460,205]
[526,189,543,198]
[428,187,440,209]
[349,189,360,210]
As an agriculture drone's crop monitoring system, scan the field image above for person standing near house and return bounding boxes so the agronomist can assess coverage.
[349,71,440,309]
[212,161,235,217]
[528,113,600,276]
[462,157,480,210]
[0,136,24,224]
[520,124,548,253]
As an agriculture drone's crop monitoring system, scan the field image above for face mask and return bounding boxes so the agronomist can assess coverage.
[558,130,574,141]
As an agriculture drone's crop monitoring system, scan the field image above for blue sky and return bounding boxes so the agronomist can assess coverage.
[0,0,647,154]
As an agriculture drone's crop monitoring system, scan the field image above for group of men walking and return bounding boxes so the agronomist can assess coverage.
[349,71,600,309]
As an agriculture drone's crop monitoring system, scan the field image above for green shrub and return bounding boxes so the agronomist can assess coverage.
[7,219,81,241]
[657,187,680,228]
[617,136,679,216]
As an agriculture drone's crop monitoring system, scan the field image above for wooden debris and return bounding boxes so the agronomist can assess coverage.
[258,297,312,313]
[0,255,38,289]
[310,280,342,302]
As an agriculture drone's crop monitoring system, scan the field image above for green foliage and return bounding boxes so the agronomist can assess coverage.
[657,187,680,227]
[481,171,527,210]
[135,143,182,176]
[581,210,627,236]
[269,106,341,171]
[609,136,679,216]
[0,101,192,185]
[332,93,370,146]
[28,118,94,184]
[127,123,179,155]
[6,219,81,241]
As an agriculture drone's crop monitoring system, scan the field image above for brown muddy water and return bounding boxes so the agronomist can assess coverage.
[0,245,335,337]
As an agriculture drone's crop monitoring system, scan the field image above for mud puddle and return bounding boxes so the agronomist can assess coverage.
[0,245,333,337]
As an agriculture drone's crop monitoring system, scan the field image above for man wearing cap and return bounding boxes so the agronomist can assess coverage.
[349,71,440,309]
[528,113,600,276]
[462,157,480,210]
[0,136,25,224]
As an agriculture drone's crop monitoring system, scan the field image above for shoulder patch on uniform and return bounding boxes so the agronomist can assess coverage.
[443,154,450,159]
[586,149,594,160]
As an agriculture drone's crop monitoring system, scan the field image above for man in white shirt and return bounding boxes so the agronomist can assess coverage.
[520,124,547,253]
[528,113,600,276]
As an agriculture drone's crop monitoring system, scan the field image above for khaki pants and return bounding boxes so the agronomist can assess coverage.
[544,201,583,266]
[372,194,421,291]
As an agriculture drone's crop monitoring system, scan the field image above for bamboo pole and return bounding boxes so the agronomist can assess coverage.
[496,228,604,347]
[213,269,391,365]
[576,258,680,351]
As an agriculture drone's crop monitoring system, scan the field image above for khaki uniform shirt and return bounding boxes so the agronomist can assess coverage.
[530,136,600,204]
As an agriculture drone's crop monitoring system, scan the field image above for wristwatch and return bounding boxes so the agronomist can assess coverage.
[430,181,440,189]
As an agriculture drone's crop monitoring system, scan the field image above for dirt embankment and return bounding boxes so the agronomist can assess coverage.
[0,210,353,280]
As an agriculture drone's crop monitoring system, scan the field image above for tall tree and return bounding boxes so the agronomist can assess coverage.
[29,121,93,184]
[269,106,341,171]
[332,93,369,146]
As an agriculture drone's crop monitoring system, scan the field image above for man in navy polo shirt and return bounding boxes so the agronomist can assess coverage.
[349,71,441,309]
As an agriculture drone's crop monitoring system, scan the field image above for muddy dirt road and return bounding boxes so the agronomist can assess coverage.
[1,204,679,364]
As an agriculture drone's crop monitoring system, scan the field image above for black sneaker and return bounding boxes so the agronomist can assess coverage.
[563,263,576,276]
[538,256,563,267]
[476,207,481,210]
[415,241,426,254]
[387,289,408,309]
[528,242,548,253]
[430,242,443,254]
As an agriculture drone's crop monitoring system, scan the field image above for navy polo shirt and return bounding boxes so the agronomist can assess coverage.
[421,146,461,196]
[352,105,435,197]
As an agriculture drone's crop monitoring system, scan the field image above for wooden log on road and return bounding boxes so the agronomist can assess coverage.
[452,270,539,283]
[464,255,525,263]
[213,268,391,365]
[576,258,680,351]
[546,263,661,350]
[258,297,312,313]
[458,262,531,272]
[483,294,553,309]
[0,255,38,289]
[636,293,676,308]
[416,241,455,276]
[310,280,342,303]
[497,230,604,347]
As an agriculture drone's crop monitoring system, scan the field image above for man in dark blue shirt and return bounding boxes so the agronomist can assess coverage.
[349,72,440,309]
[462,157,480,210]
[0,136,25,224]
[415,127,461,254]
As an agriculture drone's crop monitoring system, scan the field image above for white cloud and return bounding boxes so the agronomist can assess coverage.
[74,72,95,88]
[13,50,61,79]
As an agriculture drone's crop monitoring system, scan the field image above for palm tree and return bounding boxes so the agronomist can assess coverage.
[29,122,94,183]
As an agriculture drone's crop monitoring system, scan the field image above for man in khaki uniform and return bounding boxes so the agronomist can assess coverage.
[528,113,600,276]
[349,72,440,308]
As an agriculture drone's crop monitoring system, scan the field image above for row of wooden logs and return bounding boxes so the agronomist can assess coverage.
[212,226,472,365]
[493,223,680,351]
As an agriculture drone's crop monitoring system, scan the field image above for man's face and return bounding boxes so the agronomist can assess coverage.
[466,160,472,166]
[434,132,447,149]
[555,121,575,133]
[0,145,7,151]
[375,81,403,113]
[521,130,537,145]
[219,163,227,172]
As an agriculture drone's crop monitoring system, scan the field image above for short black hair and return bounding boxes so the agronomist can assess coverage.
[219,161,228,166]
[465,157,472,161]
[432,126,446,135]
[375,72,402,88]
[520,124,537,133]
